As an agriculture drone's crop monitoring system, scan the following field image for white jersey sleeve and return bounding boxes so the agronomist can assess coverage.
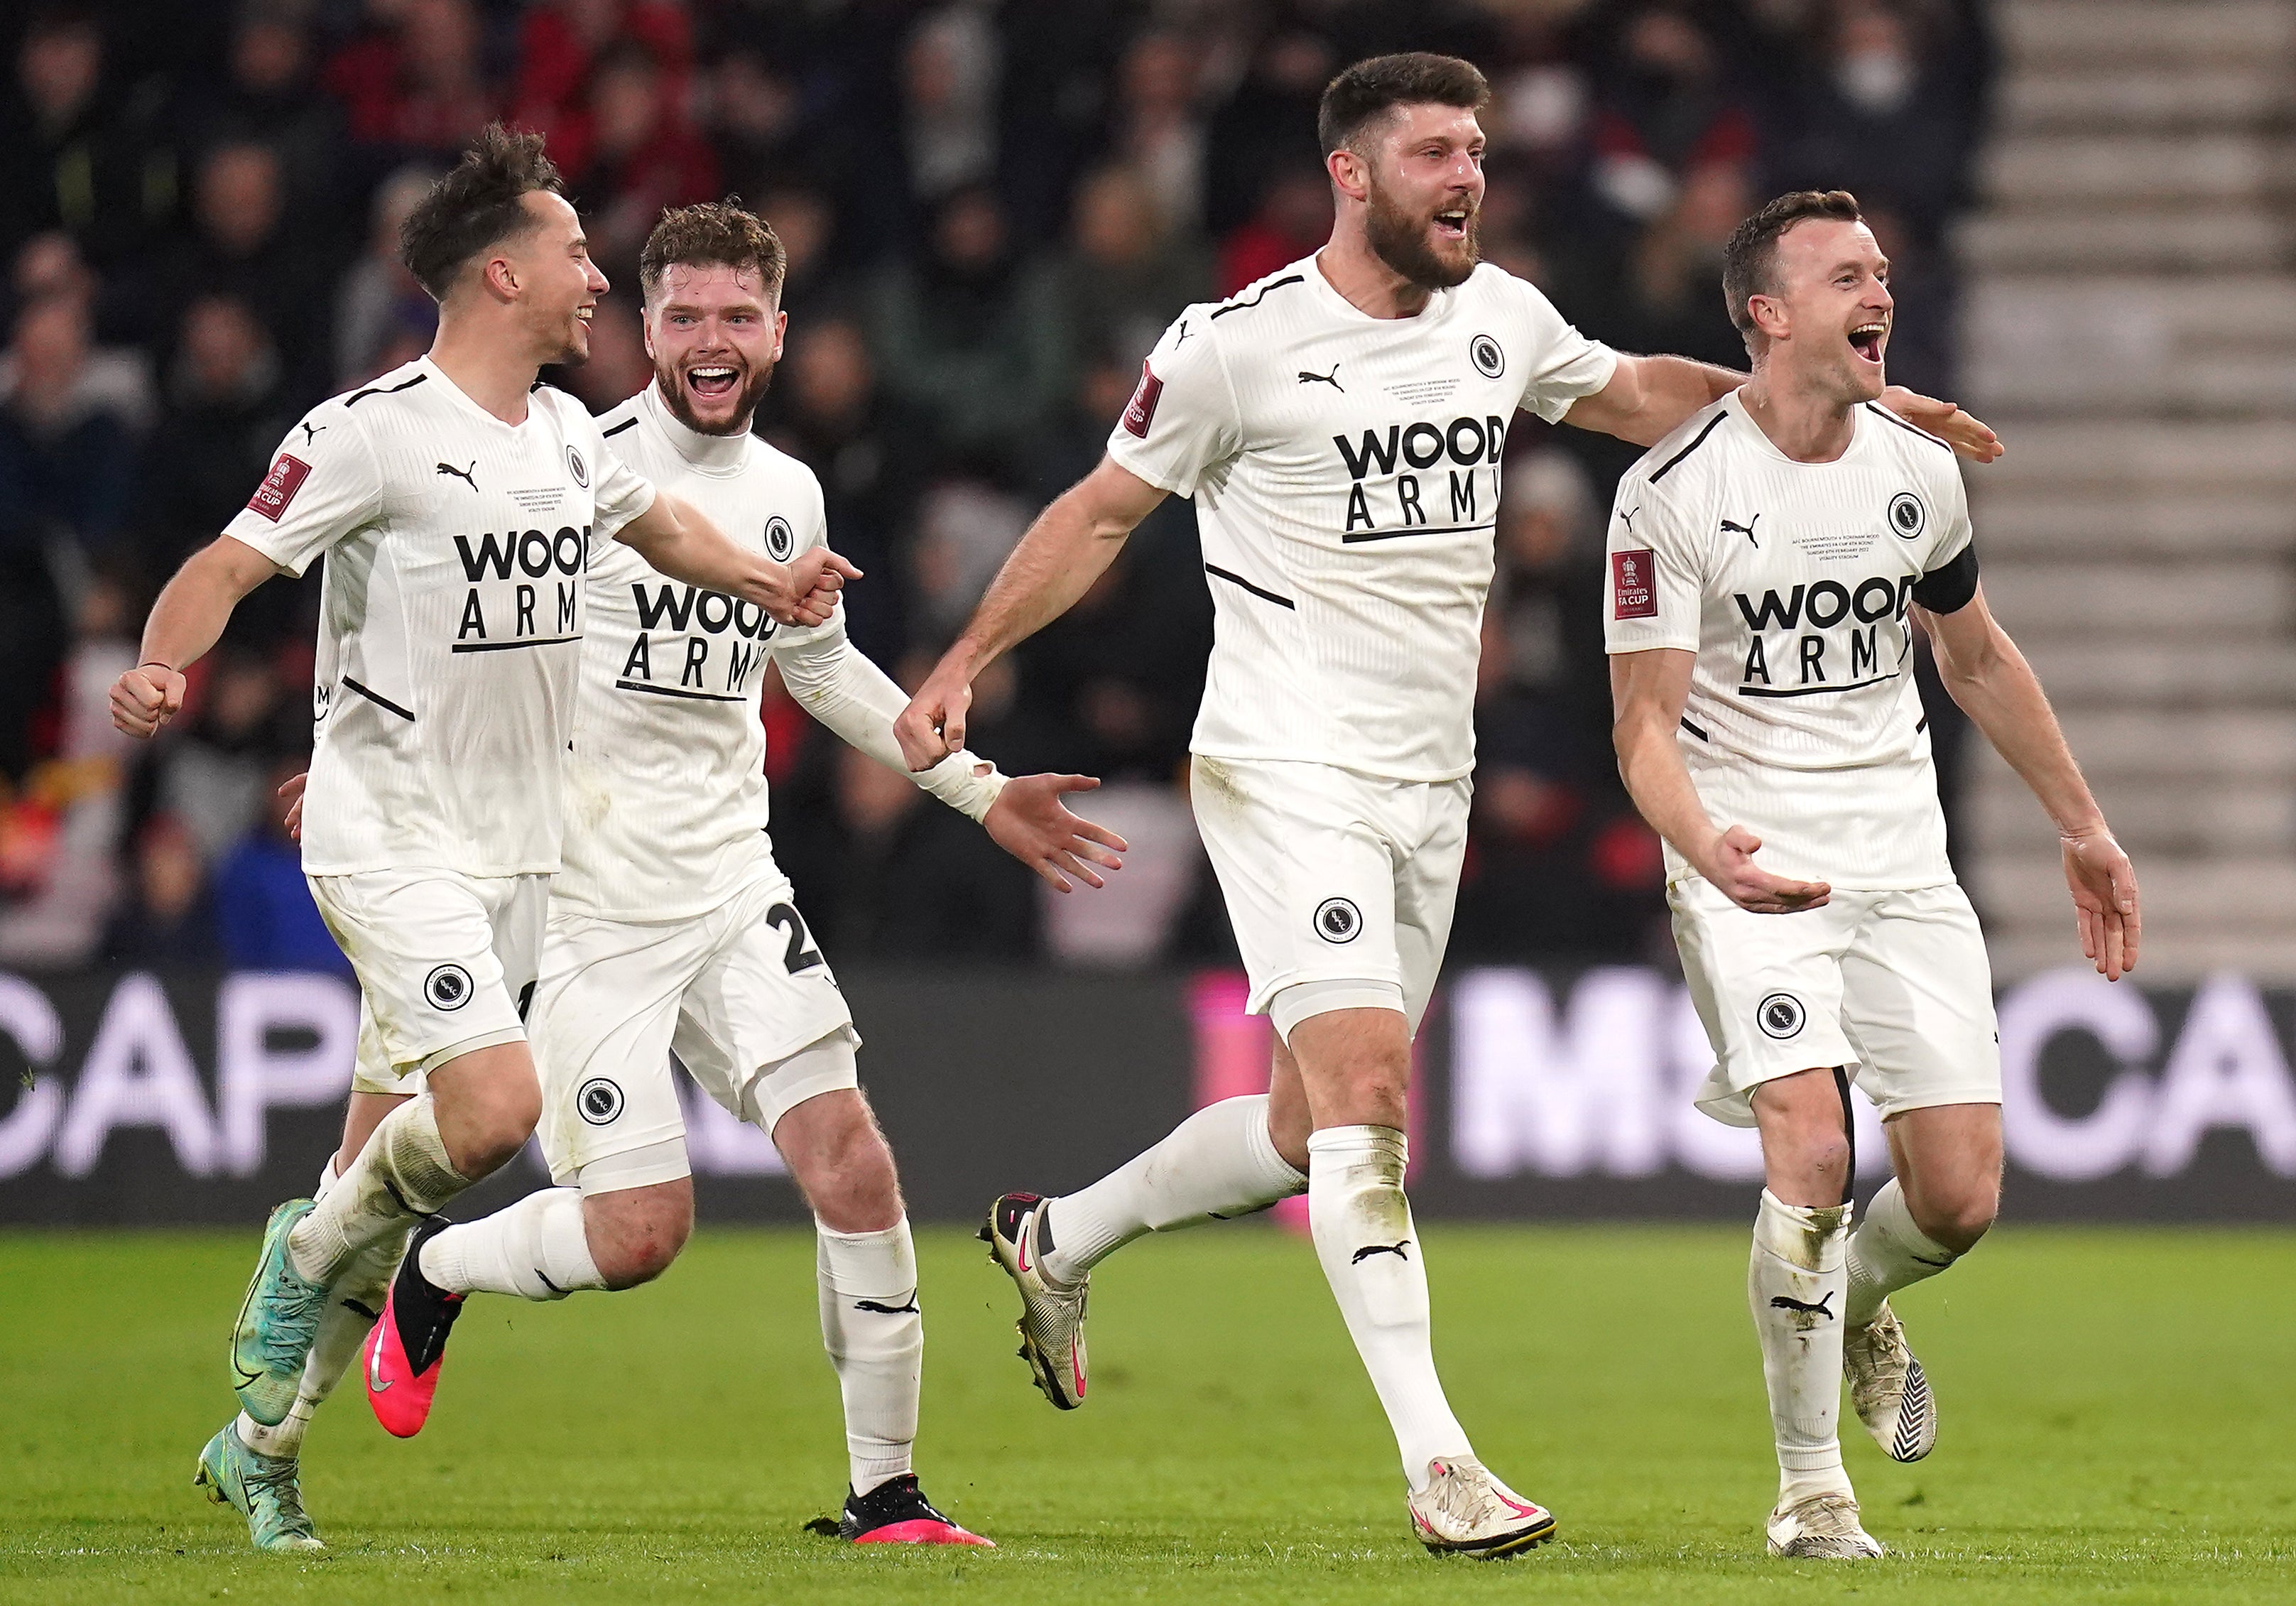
[1508,277,1619,425]
[1602,476,1703,655]
[1104,310,1243,497]
[225,403,387,576]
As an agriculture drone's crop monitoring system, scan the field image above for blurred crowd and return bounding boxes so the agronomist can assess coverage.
[0,0,1992,974]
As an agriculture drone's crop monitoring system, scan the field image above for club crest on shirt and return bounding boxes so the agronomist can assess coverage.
[1888,491,1925,538]
[567,445,589,488]
[1469,332,1505,379]
[765,515,794,560]
[1313,896,1362,943]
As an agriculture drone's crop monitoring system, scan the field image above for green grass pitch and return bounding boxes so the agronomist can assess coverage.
[3,1223,2290,1603]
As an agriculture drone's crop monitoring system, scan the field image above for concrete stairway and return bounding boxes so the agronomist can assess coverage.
[1957,0,2296,980]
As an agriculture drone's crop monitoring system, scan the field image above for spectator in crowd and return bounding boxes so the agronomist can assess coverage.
[1586,4,1757,228]
[1104,31,1209,239]
[756,187,839,326]
[511,0,695,180]
[702,45,842,210]
[212,754,346,973]
[133,295,293,574]
[0,290,148,560]
[143,141,332,396]
[0,5,181,269]
[866,185,1067,467]
[826,740,1036,960]
[181,2,348,227]
[1216,166,1330,297]
[100,811,215,967]
[321,0,496,160]
[568,40,719,278]
[1201,29,1334,240]
[1052,164,1213,375]
[332,164,441,387]
[760,314,923,663]
[899,3,1000,215]
[154,646,295,867]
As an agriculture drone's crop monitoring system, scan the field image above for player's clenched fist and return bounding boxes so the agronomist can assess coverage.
[110,663,187,739]
[774,546,862,626]
[895,663,972,772]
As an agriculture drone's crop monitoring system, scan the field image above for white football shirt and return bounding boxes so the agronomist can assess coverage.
[227,357,655,877]
[1106,256,1616,783]
[1603,392,1976,889]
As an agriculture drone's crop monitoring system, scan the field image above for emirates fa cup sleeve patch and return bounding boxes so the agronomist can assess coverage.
[1612,548,1658,619]
[246,454,312,521]
[1758,992,1806,1040]
[424,963,474,1011]
[1121,359,1164,438]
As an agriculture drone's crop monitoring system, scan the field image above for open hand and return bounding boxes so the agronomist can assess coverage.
[1881,386,2003,464]
[984,772,1128,892]
[279,771,308,843]
[2063,828,2140,980]
[896,661,972,772]
[1702,824,1830,913]
[109,664,187,739]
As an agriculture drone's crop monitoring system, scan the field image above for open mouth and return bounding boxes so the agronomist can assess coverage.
[1432,207,1469,241]
[685,365,741,400]
[1849,321,1886,364]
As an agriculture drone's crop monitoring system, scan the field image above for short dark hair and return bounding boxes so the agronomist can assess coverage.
[1720,189,1864,344]
[638,201,787,304]
[1317,52,1490,158]
[398,124,565,301]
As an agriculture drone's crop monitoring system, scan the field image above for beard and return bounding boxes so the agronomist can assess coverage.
[1364,185,1479,291]
[655,353,777,436]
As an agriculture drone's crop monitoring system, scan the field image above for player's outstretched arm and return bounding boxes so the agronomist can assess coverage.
[1917,589,2140,979]
[109,536,283,737]
[617,490,860,625]
[1610,647,1832,914]
[771,626,1126,887]
[895,454,1167,771]
[1562,353,2003,462]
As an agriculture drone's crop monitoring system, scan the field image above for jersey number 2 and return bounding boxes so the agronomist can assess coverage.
[766,902,825,975]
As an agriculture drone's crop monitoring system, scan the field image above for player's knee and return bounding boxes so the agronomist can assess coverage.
[1920,1186,1998,1254]
[808,1139,903,1234]
[588,1197,692,1288]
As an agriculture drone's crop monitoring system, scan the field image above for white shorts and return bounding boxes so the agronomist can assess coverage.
[315,869,549,1090]
[1190,754,1469,1040]
[1671,877,2002,1129]
[533,869,859,1191]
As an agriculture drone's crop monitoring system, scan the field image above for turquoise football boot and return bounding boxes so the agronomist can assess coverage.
[195,1424,324,1553]
[230,1199,330,1426]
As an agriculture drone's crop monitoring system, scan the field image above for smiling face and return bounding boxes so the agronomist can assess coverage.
[1749,216,1892,402]
[498,190,608,366]
[643,261,784,435]
[1344,100,1485,291]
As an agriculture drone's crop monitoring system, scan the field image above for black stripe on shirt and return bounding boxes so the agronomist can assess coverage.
[1738,672,1900,699]
[342,676,414,721]
[614,678,745,703]
[601,417,638,438]
[1649,412,1727,483]
[1680,715,1709,741]
[1210,274,1304,318]
[344,373,428,406]
[449,635,581,653]
[1341,519,1497,544]
[1864,401,1953,453]
[1203,563,1296,609]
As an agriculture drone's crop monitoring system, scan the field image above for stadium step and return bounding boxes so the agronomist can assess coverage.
[1971,771,2296,859]
[1981,558,2295,639]
[1965,277,2296,415]
[1999,0,2296,68]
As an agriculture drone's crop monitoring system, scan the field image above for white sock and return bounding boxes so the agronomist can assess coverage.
[1306,1126,1471,1492]
[287,1096,467,1283]
[817,1217,922,1496]
[1846,1178,1959,1330]
[1749,1189,1854,1507]
[1039,1095,1305,1286]
[418,1187,605,1301]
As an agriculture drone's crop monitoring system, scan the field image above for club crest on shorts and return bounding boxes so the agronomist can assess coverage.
[1758,992,1806,1040]
[765,515,794,560]
[1313,896,1363,943]
[566,445,589,488]
[1469,332,1505,379]
[1888,491,1925,538]
[577,1077,624,1125]
[424,964,474,1011]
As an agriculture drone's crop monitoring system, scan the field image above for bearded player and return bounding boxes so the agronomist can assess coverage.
[893,55,2001,1557]
[1606,190,2136,1558]
[189,203,1123,1553]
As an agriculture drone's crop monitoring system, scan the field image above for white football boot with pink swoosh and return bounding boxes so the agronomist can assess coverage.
[981,1192,1088,1410]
